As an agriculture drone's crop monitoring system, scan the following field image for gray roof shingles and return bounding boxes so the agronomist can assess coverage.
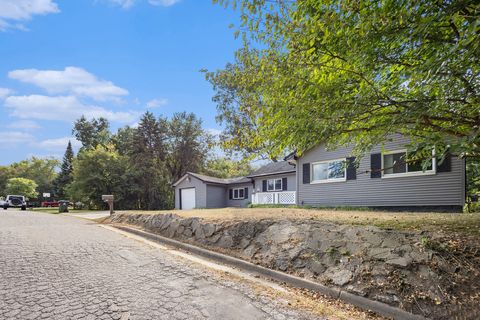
[247,161,296,178]
[187,172,252,185]
[176,161,295,187]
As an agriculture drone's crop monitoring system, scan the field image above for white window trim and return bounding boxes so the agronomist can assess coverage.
[232,187,245,200]
[381,149,436,179]
[310,158,347,184]
[267,178,283,191]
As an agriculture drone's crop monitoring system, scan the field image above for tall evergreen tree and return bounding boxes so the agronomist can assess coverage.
[128,112,172,210]
[55,141,74,199]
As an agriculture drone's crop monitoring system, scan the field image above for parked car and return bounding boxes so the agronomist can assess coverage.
[3,195,27,210]
[0,198,5,207]
[41,201,60,207]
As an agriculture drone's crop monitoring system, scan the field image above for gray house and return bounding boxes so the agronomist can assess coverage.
[173,162,296,210]
[295,136,465,211]
[173,136,465,211]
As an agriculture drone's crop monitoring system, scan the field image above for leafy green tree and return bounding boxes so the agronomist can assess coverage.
[8,157,59,198]
[67,146,130,209]
[466,159,480,212]
[208,0,480,161]
[5,178,38,199]
[0,166,13,197]
[204,63,278,160]
[202,156,254,178]
[167,112,211,182]
[54,141,75,199]
[73,116,111,150]
[467,160,480,196]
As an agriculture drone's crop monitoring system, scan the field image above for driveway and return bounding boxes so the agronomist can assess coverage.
[0,211,318,320]
[68,211,112,220]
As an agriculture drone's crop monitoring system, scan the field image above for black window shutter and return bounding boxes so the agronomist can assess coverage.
[262,180,267,192]
[282,177,287,190]
[303,163,310,184]
[370,153,382,178]
[437,153,452,173]
[346,157,356,180]
[179,189,182,210]
[229,189,233,200]
[244,187,248,199]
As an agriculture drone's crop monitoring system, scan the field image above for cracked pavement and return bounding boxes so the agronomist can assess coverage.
[0,211,320,320]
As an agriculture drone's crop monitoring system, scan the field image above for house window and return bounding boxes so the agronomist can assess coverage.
[311,159,346,183]
[267,178,282,191]
[382,150,435,177]
[232,188,245,200]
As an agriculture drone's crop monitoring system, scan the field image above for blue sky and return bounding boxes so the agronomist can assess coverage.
[0,0,241,165]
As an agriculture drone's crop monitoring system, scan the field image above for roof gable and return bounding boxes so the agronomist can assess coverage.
[172,172,252,187]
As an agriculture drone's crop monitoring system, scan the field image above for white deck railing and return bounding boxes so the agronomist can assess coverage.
[252,191,296,205]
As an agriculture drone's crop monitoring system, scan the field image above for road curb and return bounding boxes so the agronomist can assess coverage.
[113,224,427,320]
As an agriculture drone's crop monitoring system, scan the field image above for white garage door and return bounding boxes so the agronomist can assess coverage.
[181,188,196,210]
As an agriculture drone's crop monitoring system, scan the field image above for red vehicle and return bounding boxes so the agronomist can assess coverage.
[41,201,60,207]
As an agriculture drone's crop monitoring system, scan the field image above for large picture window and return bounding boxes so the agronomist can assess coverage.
[383,150,435,177]
[311,159,346,183]
[267,178,283,191]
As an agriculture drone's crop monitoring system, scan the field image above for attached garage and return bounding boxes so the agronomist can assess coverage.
[173,173,207,210]
[180,188,196,210]
[173,172,253,210]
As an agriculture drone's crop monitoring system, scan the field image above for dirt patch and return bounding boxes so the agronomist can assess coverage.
[201,263,383,320]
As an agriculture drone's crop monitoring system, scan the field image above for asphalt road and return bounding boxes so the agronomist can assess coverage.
[0,210,318,320]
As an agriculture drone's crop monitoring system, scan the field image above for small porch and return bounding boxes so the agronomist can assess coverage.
[251,191,296,205]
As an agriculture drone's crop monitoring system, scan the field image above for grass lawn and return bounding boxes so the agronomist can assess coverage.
[32,207,98,214]
[115,207,480,236]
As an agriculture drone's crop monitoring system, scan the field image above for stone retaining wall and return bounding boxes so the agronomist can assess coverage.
[106,213,478,320]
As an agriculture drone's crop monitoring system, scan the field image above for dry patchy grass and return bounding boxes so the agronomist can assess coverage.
[201,262,383,320]
[115,207,480,236]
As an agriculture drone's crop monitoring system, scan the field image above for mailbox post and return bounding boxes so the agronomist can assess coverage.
[102,195,114,215]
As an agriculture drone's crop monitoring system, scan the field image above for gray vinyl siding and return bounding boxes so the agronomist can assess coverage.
[252,173,296,193]
[206,185,227,208]
[226,183,253,208]
[174,176,207,209]
[297,137,465,208]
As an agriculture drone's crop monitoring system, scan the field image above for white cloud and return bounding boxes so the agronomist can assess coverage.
[0,131,34,145]
[148,0,180,6]
[0,0,59,31]
[130,121,140,128]
[0,134,80,155]
[0,87,13,100]
[7,120,41,131]
[4,95,139,123]
[35,137,81,151]
[104,0,180,9]
[206,128,222,136]
[104,0,136,9]
[8,67,129,102]
[146,98,168,108]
